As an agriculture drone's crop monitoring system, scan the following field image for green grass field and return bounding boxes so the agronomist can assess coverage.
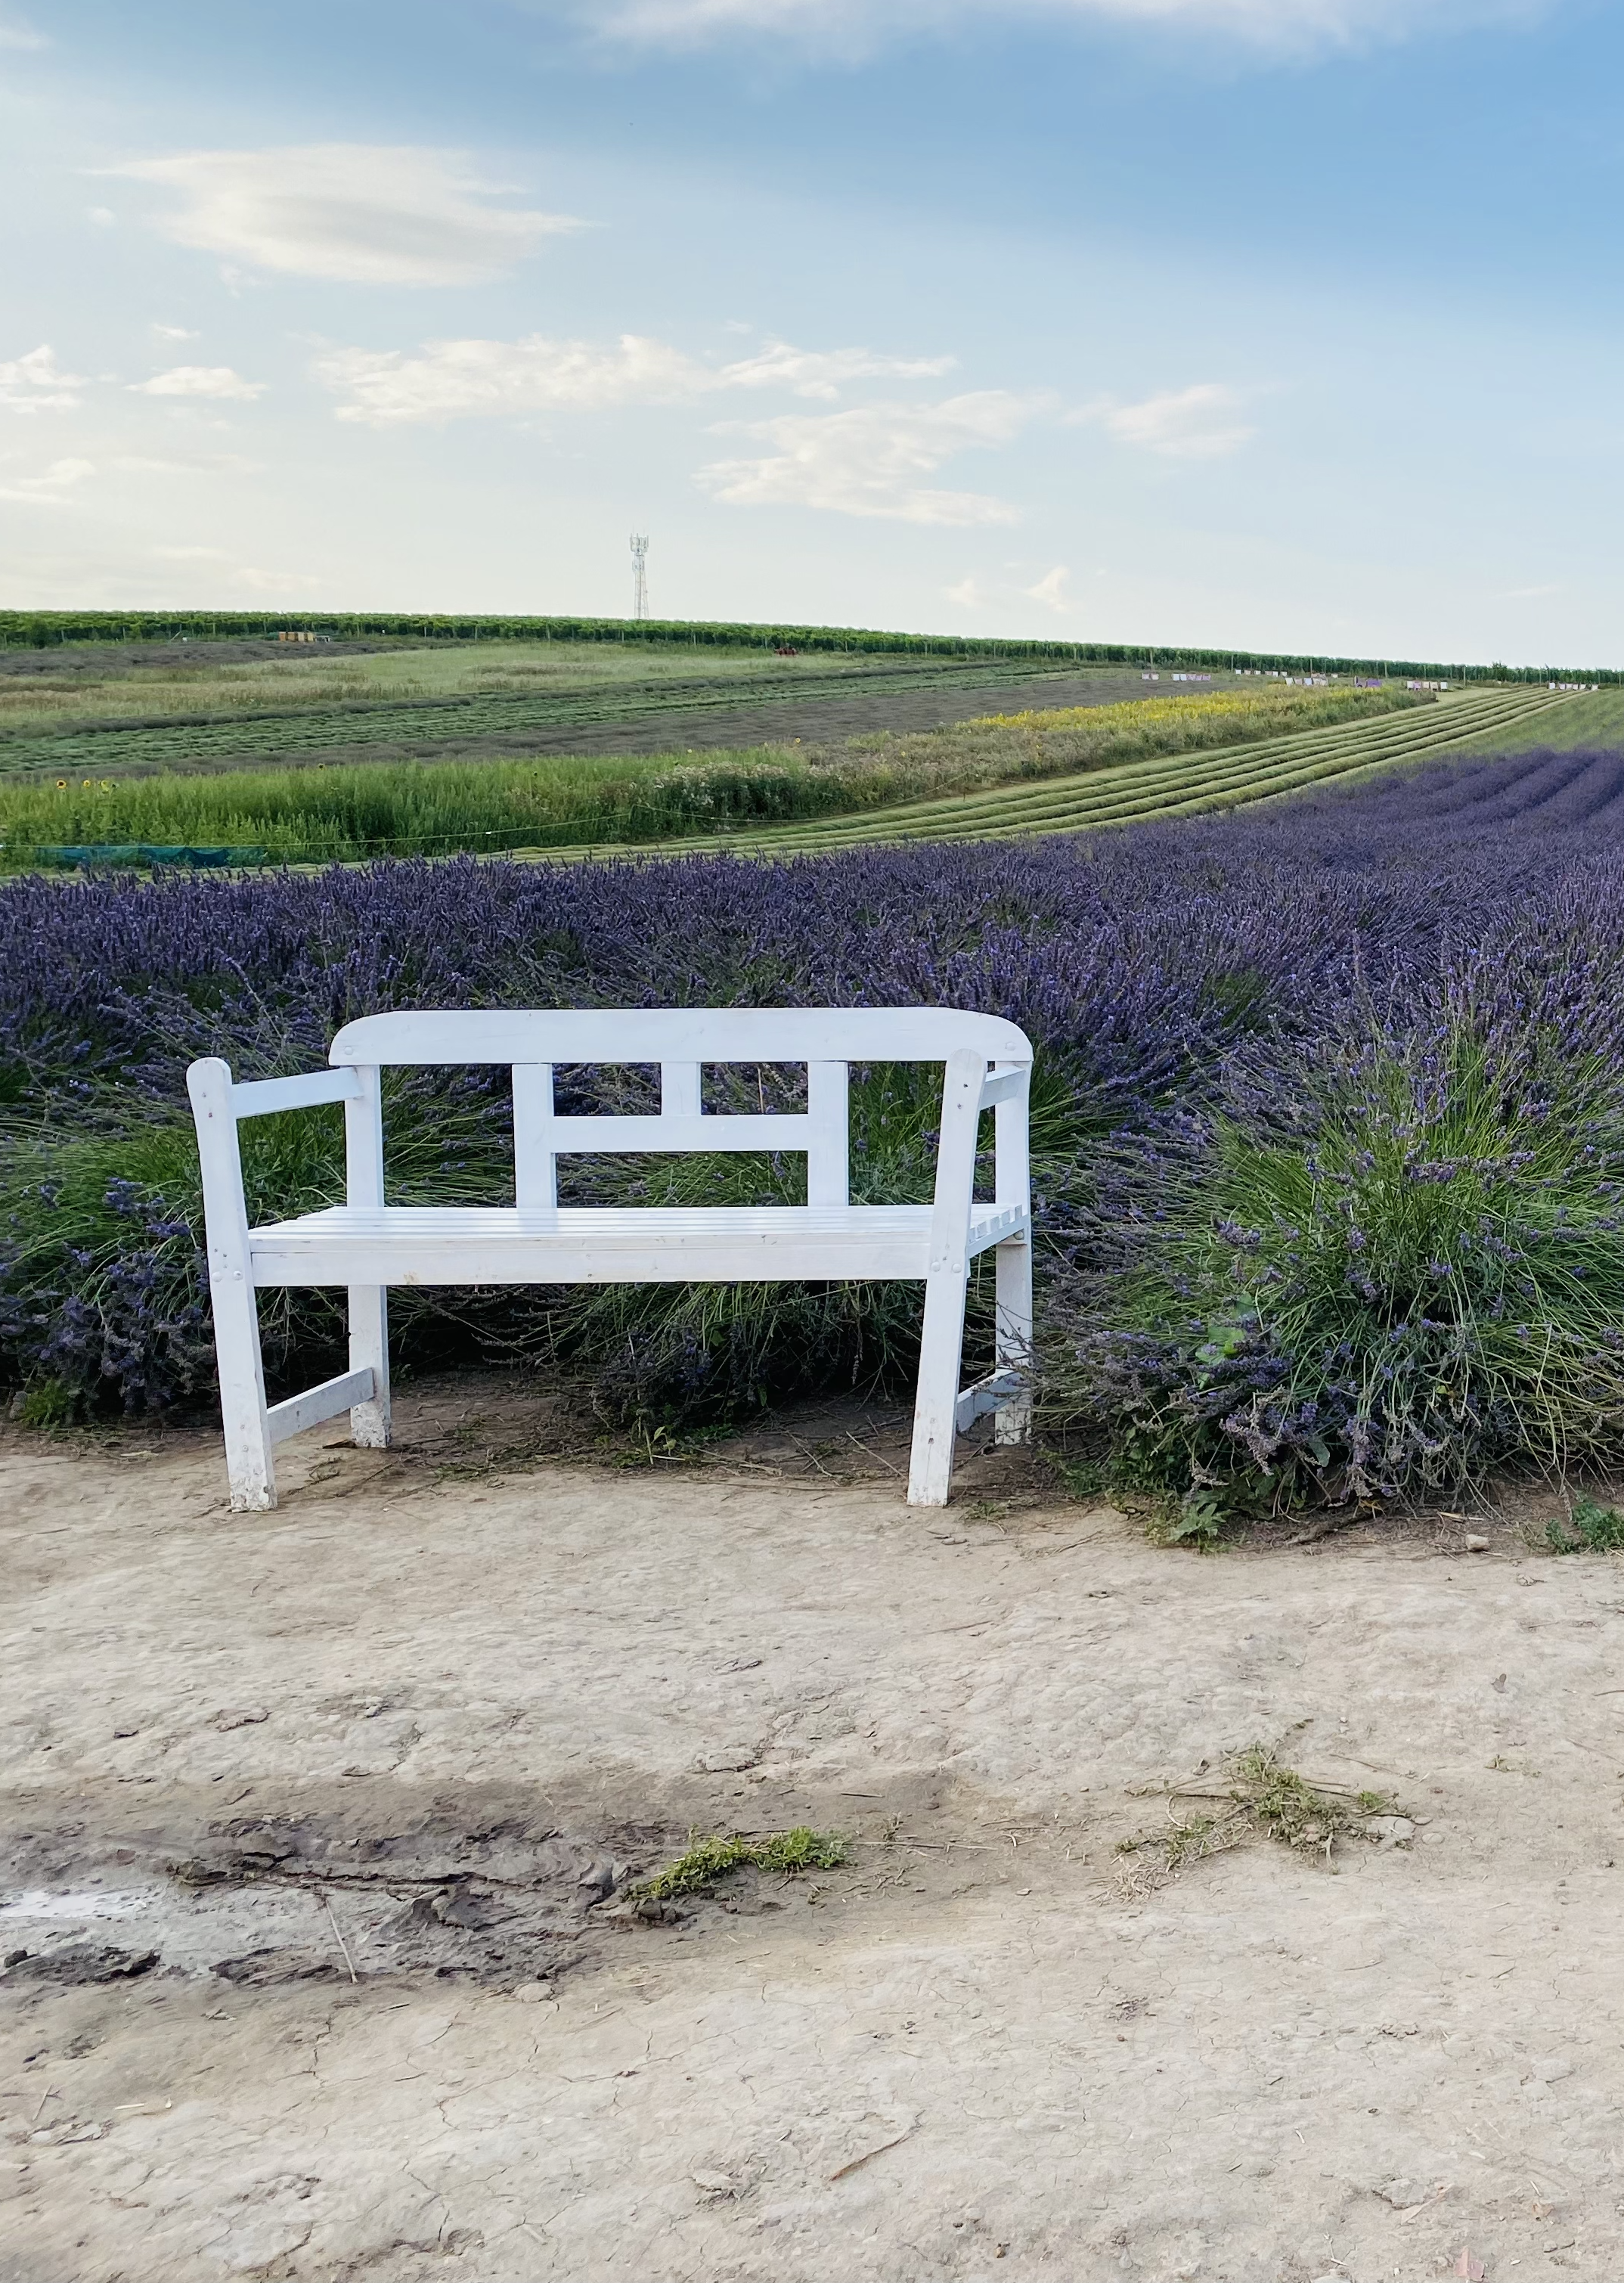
[0,639,863,740]
[0,681,1414,868]
[0,647,1593,872]
[0,640,1108,779]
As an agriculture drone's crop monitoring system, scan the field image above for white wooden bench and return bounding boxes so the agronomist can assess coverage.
[186,1007,1034,1515]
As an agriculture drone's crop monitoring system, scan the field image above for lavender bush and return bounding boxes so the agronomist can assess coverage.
[6,743,1624,1503]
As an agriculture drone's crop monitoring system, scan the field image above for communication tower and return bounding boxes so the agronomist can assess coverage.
[630,533,649,622]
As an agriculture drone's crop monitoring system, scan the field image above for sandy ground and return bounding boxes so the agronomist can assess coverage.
[3,1376,1622,2283]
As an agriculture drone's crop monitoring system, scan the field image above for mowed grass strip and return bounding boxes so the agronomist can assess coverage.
[725,699,1506,843]
[0,682,1407,868]
[531,687,1567,860]
[746,691,1564,848]
[795,688,1568,845]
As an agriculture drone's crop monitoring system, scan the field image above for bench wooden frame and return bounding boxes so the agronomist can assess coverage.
[186,1006,1034,1515]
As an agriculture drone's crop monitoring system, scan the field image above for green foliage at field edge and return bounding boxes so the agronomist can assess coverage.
[1051,1019,1624,1510]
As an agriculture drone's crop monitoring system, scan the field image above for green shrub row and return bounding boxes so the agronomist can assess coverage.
[0,608,1610,685]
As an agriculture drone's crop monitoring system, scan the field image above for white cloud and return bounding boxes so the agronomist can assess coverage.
[0,457,95,506]
[132,365,267,401]
[1025,564,1072,610]
[111,452,263,473]
[944,576,983,609]
[151,322,200,341]
[715,338,955,399]
[150,544,230,560]
[0,345,86,414]
[697,392,1034,523]
[318,329,954,425]
[321,333,703,424]
[1074,382,1257,458]
[112,145,580,287]
[0,13,45,49]
[593,0,1543,57]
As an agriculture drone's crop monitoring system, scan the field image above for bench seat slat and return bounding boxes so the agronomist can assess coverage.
[248,1202,1030,1289]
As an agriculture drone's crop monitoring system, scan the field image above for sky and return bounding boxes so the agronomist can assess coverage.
[1,0,1620,662]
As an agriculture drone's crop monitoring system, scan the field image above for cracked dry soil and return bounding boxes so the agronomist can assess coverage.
[4,1375,1624,2281]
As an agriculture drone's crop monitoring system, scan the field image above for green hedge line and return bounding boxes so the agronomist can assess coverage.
[0,610,1614,686]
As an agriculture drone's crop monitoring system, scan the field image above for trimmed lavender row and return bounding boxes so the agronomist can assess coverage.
[0,801,1557,1109]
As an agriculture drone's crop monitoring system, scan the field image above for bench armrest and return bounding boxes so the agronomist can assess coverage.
[185,1057,362,1124]
[230,1069,364,1119]
[187,1057,384,1226]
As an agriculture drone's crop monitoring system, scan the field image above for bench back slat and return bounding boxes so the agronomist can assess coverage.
[543,1113,814,1154]
[807,1059,849,1207]
[661,1060,702,1115]
[330,1007,1031,1068]
[330,1007,1033,1217]
[512,1062,556,1209]
[505,1060,855,1202]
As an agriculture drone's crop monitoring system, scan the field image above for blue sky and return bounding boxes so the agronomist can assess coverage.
[1,0,1619,660]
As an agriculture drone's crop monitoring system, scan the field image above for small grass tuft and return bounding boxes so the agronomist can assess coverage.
[1545,1494,1624,1553]
[1145,1488,1234,1551]
[1052,1454,1110,1500]
[1229,1744,1387,1853]
[606,1419,735,1469]
[1115,1813,1228,1875]
[632,1826,848,1903]
[1116,1742,1400,1891]
[14,1378,79,1426]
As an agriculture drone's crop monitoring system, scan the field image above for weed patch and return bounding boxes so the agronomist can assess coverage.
[1115,1744,1399,1891]
[631,1828,848,1903]
[1545,1494,1624,1553]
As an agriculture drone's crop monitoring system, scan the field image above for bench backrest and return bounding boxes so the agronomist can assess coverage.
[326,1007,1032,1211]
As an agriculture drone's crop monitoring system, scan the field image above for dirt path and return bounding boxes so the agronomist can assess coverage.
[2,1382,1621,2281]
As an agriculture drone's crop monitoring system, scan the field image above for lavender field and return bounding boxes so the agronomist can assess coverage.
[7,743,1624,1517]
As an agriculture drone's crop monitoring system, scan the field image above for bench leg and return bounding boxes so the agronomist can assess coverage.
[210,1272,277,1512]
[908,1264,969,1507]
[993,1234,1034,1447]
[347,1285,392,1449]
